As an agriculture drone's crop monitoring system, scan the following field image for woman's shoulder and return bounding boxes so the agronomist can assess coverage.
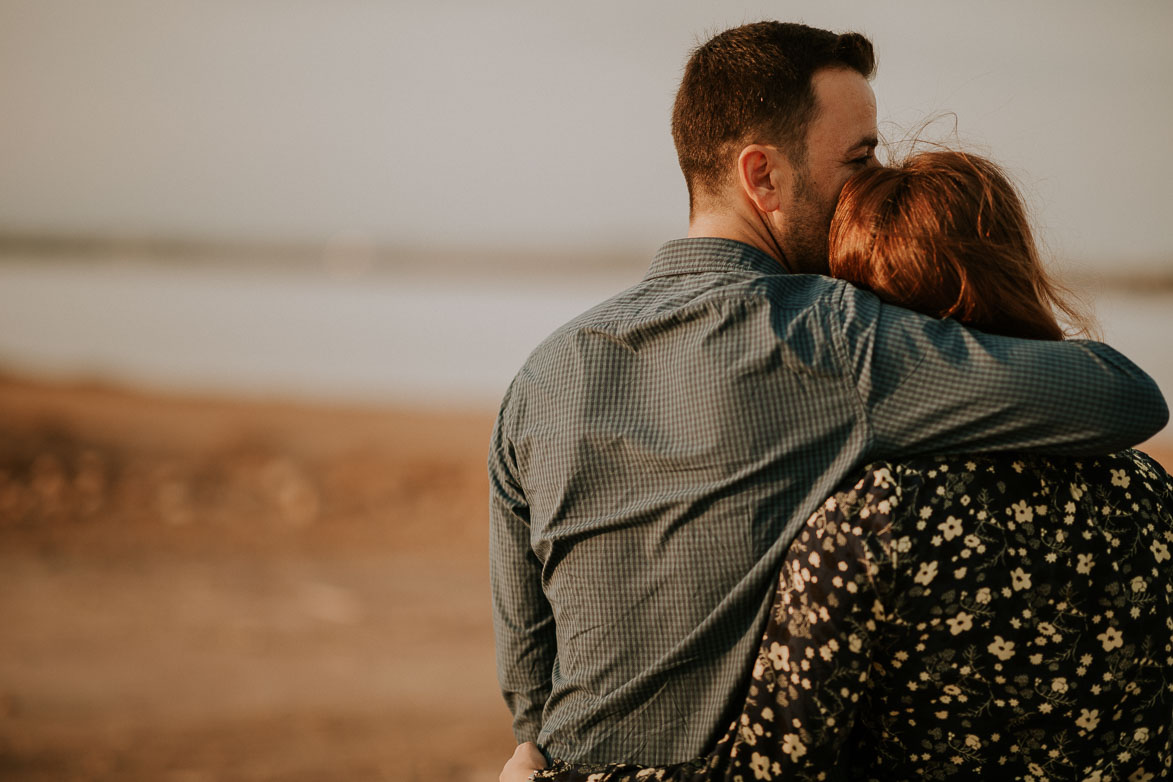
[859,450,1170,495]
[841,450,1173,564]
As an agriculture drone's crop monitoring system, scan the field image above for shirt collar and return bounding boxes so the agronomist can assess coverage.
[644,237,788,280]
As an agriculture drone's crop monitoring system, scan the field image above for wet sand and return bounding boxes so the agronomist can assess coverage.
[0,376,1168,781]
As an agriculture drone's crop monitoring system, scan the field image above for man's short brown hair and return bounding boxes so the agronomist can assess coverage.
[672,21,876,209]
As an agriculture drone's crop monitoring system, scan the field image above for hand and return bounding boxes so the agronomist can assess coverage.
[500,741,547,782]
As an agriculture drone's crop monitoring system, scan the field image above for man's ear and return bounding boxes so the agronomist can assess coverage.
[737,144,791,214]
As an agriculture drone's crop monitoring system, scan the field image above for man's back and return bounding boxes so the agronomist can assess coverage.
[489,238,1167,764]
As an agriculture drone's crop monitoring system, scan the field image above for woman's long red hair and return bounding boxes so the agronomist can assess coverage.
[829,150,1092,341]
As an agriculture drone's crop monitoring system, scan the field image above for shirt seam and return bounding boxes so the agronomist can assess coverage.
[828,281,878,458]
[643,264,785,281]
[551,284,831,338]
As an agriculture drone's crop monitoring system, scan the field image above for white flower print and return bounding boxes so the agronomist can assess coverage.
[749,751,772,780]
[946,612,973,635]
[988,636,1016,660]
[1010,567,1032,591]
[1097,626,1124,652]
[780,733,806,760]
[914,561,938,586]
[939,516,963,541]
[767,642,790,671]
[1076,708,1100,730]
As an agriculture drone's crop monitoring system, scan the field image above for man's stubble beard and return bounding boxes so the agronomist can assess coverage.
[780,164,836,275]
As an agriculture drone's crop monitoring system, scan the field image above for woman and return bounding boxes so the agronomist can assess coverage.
[502,150,1173,781]
[829,149,1085,341]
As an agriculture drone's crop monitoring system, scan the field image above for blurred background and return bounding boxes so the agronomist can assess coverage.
[0,1,1170,780]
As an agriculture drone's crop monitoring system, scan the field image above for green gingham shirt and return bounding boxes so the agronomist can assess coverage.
[488,237,1168,765]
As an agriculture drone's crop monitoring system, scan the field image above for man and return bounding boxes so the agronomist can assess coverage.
[489,20,1168,770]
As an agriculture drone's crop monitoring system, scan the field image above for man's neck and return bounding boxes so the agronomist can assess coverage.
[687,212,791,272]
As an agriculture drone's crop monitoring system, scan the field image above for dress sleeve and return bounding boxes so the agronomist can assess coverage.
[489,401,556,743]
[832,284,1168,457]
[710,468,894,777]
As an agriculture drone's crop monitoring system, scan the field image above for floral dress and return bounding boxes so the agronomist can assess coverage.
[534,449,1173,781]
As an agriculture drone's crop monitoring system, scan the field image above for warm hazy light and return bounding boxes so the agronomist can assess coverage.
[0,1,1171,268]
[0,6,1169,779]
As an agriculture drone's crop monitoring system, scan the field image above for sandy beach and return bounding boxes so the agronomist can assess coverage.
[0,376,1169,781]
[0,376,512,781]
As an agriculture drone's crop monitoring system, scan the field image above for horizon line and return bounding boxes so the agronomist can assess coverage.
[0,231,1170,290]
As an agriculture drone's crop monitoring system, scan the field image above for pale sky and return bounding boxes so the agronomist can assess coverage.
[1,0,1171,271]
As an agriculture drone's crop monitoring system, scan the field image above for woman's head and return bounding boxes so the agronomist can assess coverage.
[829,149,1089,340]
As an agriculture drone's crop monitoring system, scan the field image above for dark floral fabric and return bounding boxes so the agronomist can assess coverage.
[534,449,1173,782]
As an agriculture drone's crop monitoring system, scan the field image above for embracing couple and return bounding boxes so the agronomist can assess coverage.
[489,22,1172,781]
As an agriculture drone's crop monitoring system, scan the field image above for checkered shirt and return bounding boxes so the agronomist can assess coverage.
[488,237,1168,765]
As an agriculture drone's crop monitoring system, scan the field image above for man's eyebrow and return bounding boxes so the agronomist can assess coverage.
[851,135,879,151]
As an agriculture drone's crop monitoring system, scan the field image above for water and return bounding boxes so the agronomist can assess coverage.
[0,258,1168,444]
[0,257,631,406]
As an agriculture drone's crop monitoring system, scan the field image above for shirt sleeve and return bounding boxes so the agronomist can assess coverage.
[489,397,556,743]
[833,284,1169,457]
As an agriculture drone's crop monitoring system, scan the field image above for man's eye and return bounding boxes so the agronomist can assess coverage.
[852,154,873,166]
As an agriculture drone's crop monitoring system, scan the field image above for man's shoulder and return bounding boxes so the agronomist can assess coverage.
[536,270,855,346]
[507,271,862,387]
